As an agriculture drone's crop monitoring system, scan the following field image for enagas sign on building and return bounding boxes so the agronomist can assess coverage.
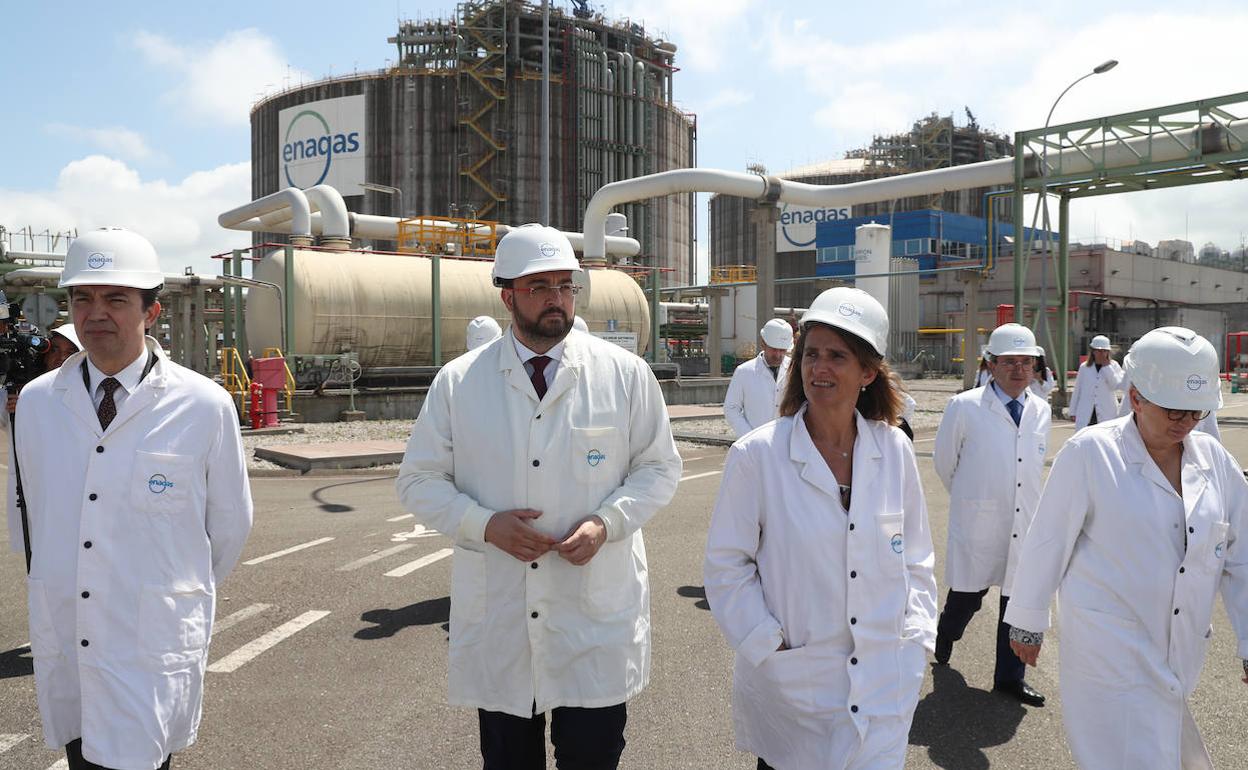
[777,203,851,253]
[278,95,367,191]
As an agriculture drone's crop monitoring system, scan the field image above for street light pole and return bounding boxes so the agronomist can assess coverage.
[360,182,404,219]
[1035,59,1117,374]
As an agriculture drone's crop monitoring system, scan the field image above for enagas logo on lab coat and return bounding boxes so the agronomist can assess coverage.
[586,449,607,467]
[890,533,903,553]
[148,473,175,494]
[1186,374,1209,391]
[1215,541,1226,558]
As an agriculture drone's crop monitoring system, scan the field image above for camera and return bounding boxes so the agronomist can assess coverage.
[0,294,51,391]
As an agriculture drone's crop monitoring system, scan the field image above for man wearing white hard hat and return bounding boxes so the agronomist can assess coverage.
[1116,364,1221,440]
[723,318,793,438]
[397,224,681,768]
[932,322,1050,706]
[1068,334,1124,429]
[572,315,589,333]
[15,227,253,770]
[5,324,81,557]
[465,315,502,352]
[1007,327,1248,769]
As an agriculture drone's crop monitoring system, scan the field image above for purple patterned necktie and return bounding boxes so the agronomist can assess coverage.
[529,356,551,399]
[97,378,122,430]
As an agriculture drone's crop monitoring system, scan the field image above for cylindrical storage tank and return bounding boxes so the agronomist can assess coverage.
[244,248,651,365]
[854,224,892,314]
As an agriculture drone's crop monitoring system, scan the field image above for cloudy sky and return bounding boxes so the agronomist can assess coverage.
[3,0,1246,278]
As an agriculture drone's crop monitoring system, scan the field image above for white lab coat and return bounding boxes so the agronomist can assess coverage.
[1069,359,1124,429]
[396,328,682,717]
[1028,368,1056,401]
[704,407,938,769]
[934,385,1050,594]
[1117,374,1220,440]
[1006,416,1248,770]
[723,353,789,438]
[16,339,253,769]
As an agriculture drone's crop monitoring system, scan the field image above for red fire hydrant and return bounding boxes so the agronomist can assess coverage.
[250,382,264,430]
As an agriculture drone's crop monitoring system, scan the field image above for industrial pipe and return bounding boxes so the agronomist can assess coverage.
[218,188,313,245]
[303,184,350,243]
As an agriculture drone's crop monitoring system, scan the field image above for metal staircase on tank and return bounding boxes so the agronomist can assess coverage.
[456,1,509,220]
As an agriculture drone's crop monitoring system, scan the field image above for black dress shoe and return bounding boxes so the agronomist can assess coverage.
[993,680,1046,706]
[934,635,952,665]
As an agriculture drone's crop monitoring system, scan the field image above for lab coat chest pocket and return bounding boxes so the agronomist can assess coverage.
[875,512,906,577]
[130,451,195,515]
[139,582,211,665]
[1201,520,1230,571]
[571,426,624,506]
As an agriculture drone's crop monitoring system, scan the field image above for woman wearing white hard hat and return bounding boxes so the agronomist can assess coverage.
[464,315,502,352]
[1006,327,1248,770]
[1068,333,1125,429]
[705,286,938,770]
[722,318,793,439]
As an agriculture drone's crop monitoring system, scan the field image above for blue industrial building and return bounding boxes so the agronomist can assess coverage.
[814,209,1050,278]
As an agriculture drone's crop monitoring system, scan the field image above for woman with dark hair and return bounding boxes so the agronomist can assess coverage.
[704,287,938,770]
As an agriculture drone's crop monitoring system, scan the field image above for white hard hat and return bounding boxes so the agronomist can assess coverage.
[465,315,502,351]
[1089,334,1112,350]
[1124,327,1222,411]
[800,287,889,356]
[760,318,794,350]
[491,224,582,287]
[986,323,1042,357]
[59,227,164,289]
[50,323,82,351]
[572,316,589,333]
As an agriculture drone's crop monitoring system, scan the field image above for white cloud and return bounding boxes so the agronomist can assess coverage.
[46,123,158,163]
[699,88,752,112]
[133,28,310,127]
[610,0,755,71]
[0,155,252,275]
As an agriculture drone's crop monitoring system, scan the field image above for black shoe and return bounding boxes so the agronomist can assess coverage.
[934,635,952,665]
[993,680,1046,707]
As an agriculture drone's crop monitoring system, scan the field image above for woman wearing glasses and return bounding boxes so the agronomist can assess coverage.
[1005,327,1248,770]
[704,287,937,770]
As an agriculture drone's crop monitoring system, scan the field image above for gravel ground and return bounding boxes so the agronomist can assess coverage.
[242,417,725,471]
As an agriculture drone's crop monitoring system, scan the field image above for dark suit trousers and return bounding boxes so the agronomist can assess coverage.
[478,703,627,770]
[65,739,171,770]
[936,589,1026,684]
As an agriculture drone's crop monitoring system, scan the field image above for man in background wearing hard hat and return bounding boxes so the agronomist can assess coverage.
[723,319,793,439]
[1069,334,1124,430]
[15,227,253,770]
[397,224,682,769]
[932,322,1050,707]
[465,315,502,352]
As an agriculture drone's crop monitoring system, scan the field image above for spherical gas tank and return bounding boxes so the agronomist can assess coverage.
[244,248,651,365]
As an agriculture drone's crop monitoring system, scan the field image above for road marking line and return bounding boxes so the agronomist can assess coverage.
[213,603,273,635]
[387,514,414,522]
[680,470,722,482]
[385,547,454,577]
[390,524,441,542]
[0,734,28,753]
[243,537,335,566]
[337,544,415,571]
[207,610,331,674]
[47,760,69,770]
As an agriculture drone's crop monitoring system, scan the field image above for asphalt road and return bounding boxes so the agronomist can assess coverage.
[3,408,1248,769]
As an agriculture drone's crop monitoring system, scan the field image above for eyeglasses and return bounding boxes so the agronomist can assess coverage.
[1138,395,1210,422]
[993,358,1034,370]
[519,283,581,300]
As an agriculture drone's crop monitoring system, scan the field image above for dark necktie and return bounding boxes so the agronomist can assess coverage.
[97,377,122,430]
[529,356,551,400]
[1007,399,1022,427]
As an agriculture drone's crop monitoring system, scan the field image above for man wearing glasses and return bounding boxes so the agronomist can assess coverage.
[396,224,682,769]
[932,322,1051,706]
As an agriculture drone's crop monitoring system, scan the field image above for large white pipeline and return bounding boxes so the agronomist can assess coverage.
[581,119,1248,262]
[219,188,313,244]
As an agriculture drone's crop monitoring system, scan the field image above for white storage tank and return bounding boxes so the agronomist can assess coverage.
[244,248,652,365]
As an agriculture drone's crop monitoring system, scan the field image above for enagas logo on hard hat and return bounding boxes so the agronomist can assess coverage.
[539,243,560,258]
[837,302,862,319]
[86,252,113,270]
[1013,337,1026,348]
[1186,374,1208,391]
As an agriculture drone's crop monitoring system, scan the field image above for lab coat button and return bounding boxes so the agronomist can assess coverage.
[81,591,90,599]
[1173,608,1180,615]
[95,446,104,453]
[850,570,857,579]
[850,617,857,625]
[88,493,97,501]
[532,460,540,467]
[850,657,858,665]
[850,705,859,713]
[83,541,92,549]
[80,639,89,647]
[1179,567,1185,574]
[530,611,539,619]
[530,562,539,569]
